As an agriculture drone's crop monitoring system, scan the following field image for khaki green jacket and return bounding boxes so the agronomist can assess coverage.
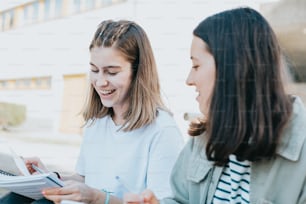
[162,97,306,204]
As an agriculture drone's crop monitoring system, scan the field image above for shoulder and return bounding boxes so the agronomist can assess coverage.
[277,96,306,161]
[151,110,183,142]
[153,109,178,129]
[143,110,184,151]
[177,136,206,162]
[172,135,213,182]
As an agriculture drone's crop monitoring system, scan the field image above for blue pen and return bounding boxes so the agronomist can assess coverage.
[31,164,64,187]
[115,176,132,192]
[116,176,144,203]
[31,164,45,174]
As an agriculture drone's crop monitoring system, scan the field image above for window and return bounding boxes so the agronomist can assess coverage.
[0,13,5,31]
[0,77,52,90]
[8,10,15,28]
[44,0,51,20]
[73,0,81,13]
[24,4,33,24]
[85,0,95,10]
[32,2,39,21]
[55,0,62,17]
[101,0,113,6]
[22,79,31,88]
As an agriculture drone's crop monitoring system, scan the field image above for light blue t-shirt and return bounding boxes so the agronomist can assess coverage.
[76,110,183,199]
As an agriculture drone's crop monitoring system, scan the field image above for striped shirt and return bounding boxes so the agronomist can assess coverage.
[212,155,251,204]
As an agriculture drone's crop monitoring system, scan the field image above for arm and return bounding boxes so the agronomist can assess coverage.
[43,180,123,204]
[298,178,306,204]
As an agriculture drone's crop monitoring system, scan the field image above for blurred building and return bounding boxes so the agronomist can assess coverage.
[261,0,306,103]
[0,0,131,135]
[261,0,306,82]
[1,0,303,137]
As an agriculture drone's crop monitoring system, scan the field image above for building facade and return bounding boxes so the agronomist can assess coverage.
[1,0,284,136]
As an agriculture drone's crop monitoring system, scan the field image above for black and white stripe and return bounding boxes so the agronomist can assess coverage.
[212,155,251,204]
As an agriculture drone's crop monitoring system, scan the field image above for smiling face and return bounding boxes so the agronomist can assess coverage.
[186,36,216,116]
[90,46,132,117]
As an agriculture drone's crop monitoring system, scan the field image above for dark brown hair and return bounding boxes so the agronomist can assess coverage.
[190,7,293,165]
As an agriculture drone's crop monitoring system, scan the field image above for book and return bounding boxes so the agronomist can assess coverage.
[0,147,64,200]
[0,169,16,176]
[0,172,64,200]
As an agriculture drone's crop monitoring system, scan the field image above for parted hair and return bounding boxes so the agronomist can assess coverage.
[83,20,167,131]
[189,7,293,165]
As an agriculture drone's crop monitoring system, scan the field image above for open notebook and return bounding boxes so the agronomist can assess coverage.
[0,148,64,200]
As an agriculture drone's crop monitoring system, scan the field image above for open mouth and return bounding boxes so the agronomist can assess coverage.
[101,89,115,96]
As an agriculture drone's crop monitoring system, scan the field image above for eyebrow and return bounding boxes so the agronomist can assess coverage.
[89,62,121,69]
[190,56,199,60]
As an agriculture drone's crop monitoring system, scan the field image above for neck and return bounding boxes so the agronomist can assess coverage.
[112,104,128,125]
[112,114,125,126]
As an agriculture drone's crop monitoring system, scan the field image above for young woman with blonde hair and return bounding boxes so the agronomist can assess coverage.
[1,20,183,204]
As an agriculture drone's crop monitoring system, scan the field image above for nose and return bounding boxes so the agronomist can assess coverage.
[96,73,108,86]
[185,70,194,86]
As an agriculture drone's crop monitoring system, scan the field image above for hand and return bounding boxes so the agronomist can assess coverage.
[42,180,98,204]
[124,189,159,204]
[24,157,48,174]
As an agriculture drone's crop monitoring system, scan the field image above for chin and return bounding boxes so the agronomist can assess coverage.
[100,100,113,108]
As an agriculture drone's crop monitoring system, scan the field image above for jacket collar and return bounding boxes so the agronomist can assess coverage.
[277,96,306,161]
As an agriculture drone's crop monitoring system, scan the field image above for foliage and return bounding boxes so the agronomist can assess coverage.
[0,102,26,129]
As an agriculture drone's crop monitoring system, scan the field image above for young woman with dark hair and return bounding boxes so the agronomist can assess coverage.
[124,7,306,204]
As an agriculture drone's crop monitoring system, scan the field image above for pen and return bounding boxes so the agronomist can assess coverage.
[115,176,144,203]
[31,164,45,174]
[32,164,64,187]
[115,176,132,193]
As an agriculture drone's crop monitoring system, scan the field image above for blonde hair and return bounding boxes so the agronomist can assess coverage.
[83,20,168,131]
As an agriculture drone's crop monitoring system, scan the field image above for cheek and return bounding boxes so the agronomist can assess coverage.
[89,73,97,84]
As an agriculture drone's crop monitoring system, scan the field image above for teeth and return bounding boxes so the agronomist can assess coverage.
[101,90,114,95]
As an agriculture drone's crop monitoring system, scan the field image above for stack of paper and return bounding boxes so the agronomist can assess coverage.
[0,147,64,200]
[0,173,64,200]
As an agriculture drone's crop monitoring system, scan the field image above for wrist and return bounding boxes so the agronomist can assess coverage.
[91,188,105,204]
[101,189,110,204]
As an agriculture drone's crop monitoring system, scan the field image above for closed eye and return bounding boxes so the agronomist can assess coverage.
[90,69,99,73]
[192,65,199,70]
[107,71,118,76]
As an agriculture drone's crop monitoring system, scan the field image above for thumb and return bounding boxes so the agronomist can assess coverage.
[123,193,143,203]
[142,190,159,204]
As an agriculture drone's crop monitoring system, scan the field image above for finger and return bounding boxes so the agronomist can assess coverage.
[124,193,144,202]
[43,187,65,196]
[142,190,153,201]
[43,194,64,204]
[44,193,80,204]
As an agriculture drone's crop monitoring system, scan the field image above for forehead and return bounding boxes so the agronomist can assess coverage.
[91,46,119,57]
[191,36,211,58]
[191,36,209,51]
[90,46,129,65]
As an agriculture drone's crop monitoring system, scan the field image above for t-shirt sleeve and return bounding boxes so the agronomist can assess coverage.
[146,126,184,199]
